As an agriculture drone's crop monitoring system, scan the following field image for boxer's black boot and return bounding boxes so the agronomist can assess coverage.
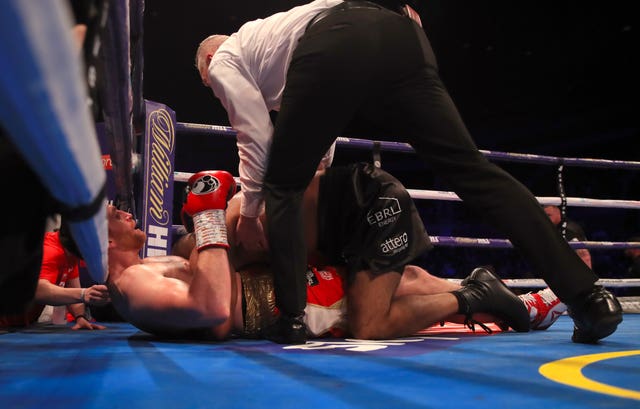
[567,285,622,344]
[264,314,307,344]
[453,267,530,333]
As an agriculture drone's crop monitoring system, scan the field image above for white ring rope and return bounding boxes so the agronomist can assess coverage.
[175,166,640,250]
[446,278,640,288]
[406,189,640,210]
[175,172,640,212]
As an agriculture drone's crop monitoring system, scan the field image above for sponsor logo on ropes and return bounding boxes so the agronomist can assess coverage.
[367,197,402,227]
[147,108,174,226]
[144,106,175,256]
[454,237,491,245]
[380,231,409,255]
[101,154,112,170]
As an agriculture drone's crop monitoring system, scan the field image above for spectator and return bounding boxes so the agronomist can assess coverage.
[0,224,110,330]
[621,235,640,296]
[624,236,640,276]
[544,205,592,268]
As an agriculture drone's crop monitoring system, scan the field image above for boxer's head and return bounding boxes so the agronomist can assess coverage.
[106,205,146,252]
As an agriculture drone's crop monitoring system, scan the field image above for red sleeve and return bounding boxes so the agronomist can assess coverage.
[68,263,80,280]
[39,232,65,283]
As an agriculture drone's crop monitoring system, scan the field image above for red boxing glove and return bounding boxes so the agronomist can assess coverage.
[183,170,236,215]
[182,171,237,250]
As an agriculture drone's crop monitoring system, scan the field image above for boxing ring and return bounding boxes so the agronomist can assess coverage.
[3,65,640,409]
[8,112,628,409]
[3,99,639,409]
[2,98,639,409]
[2,2,640,407]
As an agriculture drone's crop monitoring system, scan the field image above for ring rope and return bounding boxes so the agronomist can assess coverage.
[446,278,640,288]
[174,171,640,210]
[405,189,640,209]
[175,122,640,170]
[169,222,640,290]
[429,235,640,250]
[169,220,639,250]
[173,123,640,295]
[171,219,640,289]
[176,122,238,136]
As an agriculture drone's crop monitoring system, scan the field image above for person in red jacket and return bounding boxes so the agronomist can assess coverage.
[0,224,110,330]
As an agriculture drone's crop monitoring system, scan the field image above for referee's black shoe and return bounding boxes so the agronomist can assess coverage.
[568,285,622,344]
[264,314,307,344]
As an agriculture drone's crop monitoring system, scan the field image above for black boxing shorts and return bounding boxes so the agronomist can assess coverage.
[317,162,432,281]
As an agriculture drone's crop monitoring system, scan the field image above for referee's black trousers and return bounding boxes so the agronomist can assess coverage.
[264,5,597,318]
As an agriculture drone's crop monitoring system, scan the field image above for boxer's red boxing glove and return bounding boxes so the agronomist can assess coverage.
[181,170,236,233]
[182,171,236,250]
[183,170,236,215]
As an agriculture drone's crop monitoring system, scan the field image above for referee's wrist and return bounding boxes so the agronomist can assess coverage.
[80,288,87,304]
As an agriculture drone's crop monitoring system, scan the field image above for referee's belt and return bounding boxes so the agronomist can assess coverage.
[306,1,385,31]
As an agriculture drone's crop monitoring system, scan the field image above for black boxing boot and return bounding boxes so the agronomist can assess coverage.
[452,267,530,333]
[567,285,622,344]
[264,313,307,345]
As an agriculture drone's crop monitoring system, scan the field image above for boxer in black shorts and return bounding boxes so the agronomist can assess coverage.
[302,163,529,340]
[171,164,530,340]
[318,162,431,281]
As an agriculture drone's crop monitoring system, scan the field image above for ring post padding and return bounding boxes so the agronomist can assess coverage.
[139,100,176,257]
